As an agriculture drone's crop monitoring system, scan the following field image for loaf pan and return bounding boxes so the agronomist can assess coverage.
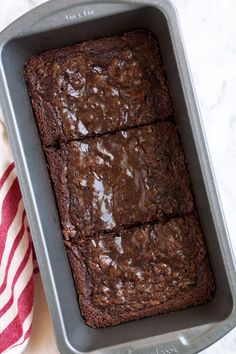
[0,0,236,353]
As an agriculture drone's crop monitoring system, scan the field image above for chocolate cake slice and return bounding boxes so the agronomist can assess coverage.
[66,215,215,328]
[24,30,173,146]
[45,123,193,239]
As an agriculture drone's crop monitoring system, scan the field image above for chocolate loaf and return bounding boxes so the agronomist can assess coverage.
[25,29,215,328]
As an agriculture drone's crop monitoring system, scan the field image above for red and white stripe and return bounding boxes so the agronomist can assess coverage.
[0,119,37,353]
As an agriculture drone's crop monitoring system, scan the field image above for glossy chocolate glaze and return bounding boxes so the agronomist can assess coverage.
[67,215,214,314]
[25,30,173,146]
[62,123,193,237]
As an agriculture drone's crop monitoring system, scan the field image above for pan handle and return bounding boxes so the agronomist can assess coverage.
[129,340,189,354]
[3,0,144,37]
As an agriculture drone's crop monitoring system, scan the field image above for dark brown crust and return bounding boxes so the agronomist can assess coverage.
[44,147,76,239]
[24,60,64,146]
[65,215,215,328]
[24,30,173,146]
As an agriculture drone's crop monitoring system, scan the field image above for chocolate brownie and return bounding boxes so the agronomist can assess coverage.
[65,215,215,328]
[45,123,193,239]
[25,29,215,328]
[24,30,173,146]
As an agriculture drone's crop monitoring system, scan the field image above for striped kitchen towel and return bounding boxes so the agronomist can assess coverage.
[0,117,38,353]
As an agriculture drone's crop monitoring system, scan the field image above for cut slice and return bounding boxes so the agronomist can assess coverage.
[24,30,173,146]
[66,215,215,328]
[45,123,194,239]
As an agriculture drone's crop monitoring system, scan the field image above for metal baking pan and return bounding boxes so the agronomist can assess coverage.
[0,0,236,353]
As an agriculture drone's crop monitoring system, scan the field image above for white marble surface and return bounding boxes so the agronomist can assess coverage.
[0,0,236,353]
